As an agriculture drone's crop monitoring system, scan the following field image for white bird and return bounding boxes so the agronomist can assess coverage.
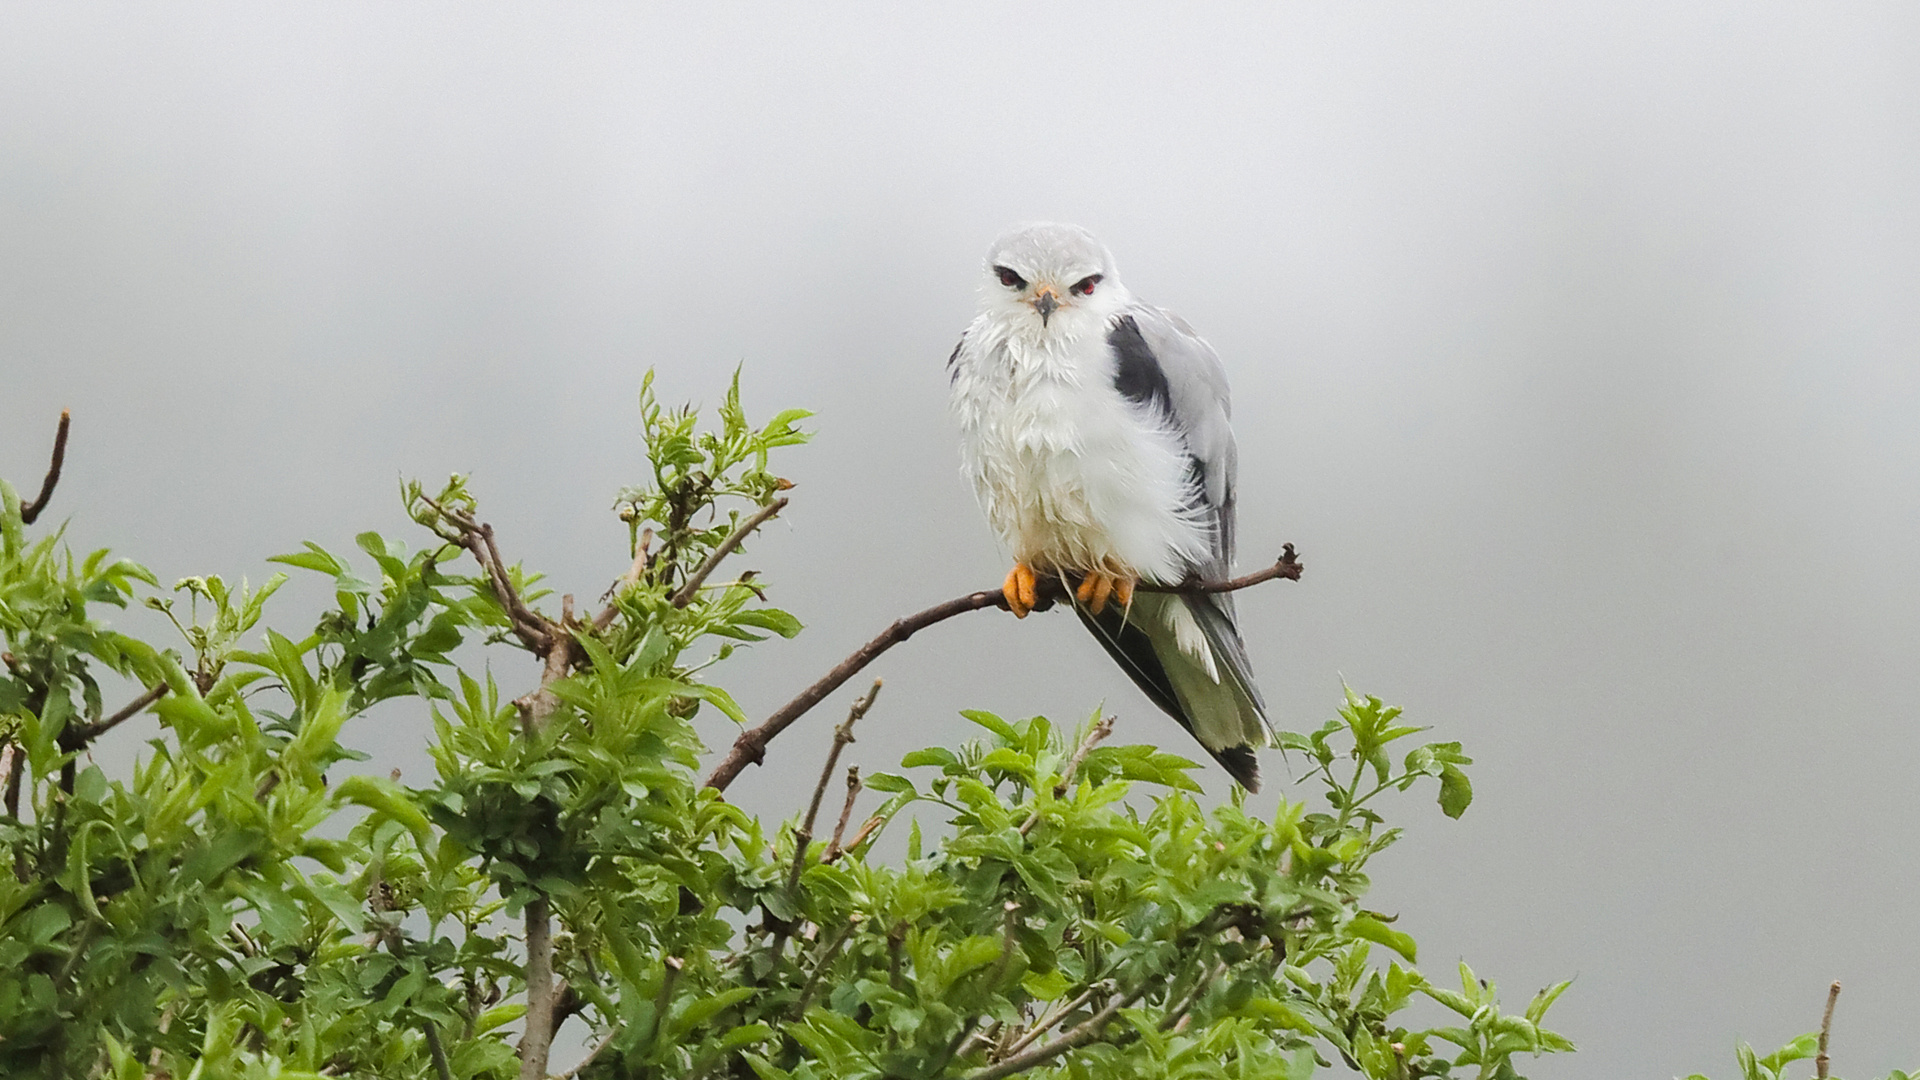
[947,223,1272,790]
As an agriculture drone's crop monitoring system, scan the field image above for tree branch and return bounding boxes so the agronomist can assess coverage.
[60,682,170,750]
[1817,979,1840,1080]
[670,497,789,608]
[19,410,70,526]
[704,546,1302,792]
[964,978,1155,1080]
[789,679,880,888]
[517,895,557,1080]
[823,766,863,862]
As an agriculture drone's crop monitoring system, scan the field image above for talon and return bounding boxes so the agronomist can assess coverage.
[1003,563,1038,618]
[1074,570,1125,615]
[1114,576,1134,609]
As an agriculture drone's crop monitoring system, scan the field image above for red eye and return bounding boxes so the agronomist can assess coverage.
[1071,274,1103,296]
[994,266,1027,289]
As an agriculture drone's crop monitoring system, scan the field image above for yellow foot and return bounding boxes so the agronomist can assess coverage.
[1003,563,1039,618]
[1074,570,1136,615]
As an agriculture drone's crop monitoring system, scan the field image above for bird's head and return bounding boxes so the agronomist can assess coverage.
[980,222,1125,338]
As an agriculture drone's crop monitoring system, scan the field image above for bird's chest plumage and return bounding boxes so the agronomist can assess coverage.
[950,323,1204,582]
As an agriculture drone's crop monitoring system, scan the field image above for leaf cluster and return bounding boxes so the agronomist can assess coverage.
[0,381,1583,1080]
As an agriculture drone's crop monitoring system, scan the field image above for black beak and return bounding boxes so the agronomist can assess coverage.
[1033,292,1060,326]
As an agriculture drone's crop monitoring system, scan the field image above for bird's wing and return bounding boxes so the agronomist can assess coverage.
[1092,305,1272,787]
[1109,304,1239,581]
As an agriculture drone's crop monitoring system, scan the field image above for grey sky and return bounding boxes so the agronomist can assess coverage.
[4,4,1918,1075]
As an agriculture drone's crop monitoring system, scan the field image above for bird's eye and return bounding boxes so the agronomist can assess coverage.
[1071,274,1103,296]
[994,266,1027,289]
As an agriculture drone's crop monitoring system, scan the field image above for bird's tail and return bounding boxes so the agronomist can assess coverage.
[1074,592,1271,790]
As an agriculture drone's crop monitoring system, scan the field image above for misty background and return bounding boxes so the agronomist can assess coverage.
[4,4,1917,1076]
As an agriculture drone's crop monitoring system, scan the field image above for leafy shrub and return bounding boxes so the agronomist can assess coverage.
[0,376,1580,1079]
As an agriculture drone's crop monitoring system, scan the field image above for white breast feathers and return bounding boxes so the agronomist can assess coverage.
[949,316,1209,585]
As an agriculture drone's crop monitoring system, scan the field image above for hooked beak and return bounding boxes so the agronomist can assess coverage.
[1031,287,1061,327]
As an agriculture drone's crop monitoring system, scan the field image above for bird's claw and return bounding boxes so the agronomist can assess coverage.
[1075,570,1134,615]
[1003,563,1039,618]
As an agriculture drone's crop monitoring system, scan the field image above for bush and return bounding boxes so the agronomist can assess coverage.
[0,377,1580,1079]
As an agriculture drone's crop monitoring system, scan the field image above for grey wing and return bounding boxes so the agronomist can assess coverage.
[1099,304,1272,776]
[1115,303,1240,581]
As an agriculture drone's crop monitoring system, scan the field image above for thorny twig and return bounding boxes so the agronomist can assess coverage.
[19,410,70,526]
[705,546,1303,792]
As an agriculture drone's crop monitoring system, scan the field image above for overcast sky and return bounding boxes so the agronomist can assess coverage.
[4,4,1918,1076]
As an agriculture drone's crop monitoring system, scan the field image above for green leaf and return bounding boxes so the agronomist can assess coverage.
[1349,916,1417,961]
[960,709,1019,742]
[1438,764,1473,819]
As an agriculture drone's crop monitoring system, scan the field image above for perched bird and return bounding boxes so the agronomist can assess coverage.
[947,222,1273,790]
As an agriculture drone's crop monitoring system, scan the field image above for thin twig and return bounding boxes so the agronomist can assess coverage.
[19,410,70,526]
[791,916,863,1018]
[59,682,170,749]
[1817,980,1840,1080]
[1159,960,1228,1032]
[790,680,881,889]
[556,1024,622,1080]
[1000,984,1101,1060]
[1021,714,1115,836]
[827,814,884,862]
[823,766,863,862]
[670,497,789,608]
[705,546,1301,792]
[964,978,1156,1080]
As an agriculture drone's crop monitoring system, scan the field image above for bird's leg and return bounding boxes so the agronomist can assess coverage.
[1074,569,1136,616]
[1003,563,1039,618]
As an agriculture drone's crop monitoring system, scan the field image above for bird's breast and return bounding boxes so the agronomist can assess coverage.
[951,330,1206,581]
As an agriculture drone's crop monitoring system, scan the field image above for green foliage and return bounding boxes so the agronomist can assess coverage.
[1681,1032,1915,1080]
[0,378,1577,1079]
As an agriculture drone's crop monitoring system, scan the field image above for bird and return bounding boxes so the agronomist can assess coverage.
[946,222,1272,790]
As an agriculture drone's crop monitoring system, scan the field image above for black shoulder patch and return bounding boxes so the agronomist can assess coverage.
[946,337,964,383]
[1107,316,1172,415]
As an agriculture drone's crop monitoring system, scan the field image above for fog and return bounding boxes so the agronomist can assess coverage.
[4,4,1918,1075]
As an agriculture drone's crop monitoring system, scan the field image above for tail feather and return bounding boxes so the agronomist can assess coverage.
[1074,592,1271,791]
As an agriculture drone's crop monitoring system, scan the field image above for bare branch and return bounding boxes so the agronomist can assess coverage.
[19,410,71,526]
[705,546,1302,792]
[670,497,789,608]
[60,682,170,750]
[965,978,1156,1080]
[1141,543,1303,595]
[823,766,864,862]
[827,813,884,862]
[1817,980,1841,1080]
[771,681,881,962]
[790,680,881,888]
